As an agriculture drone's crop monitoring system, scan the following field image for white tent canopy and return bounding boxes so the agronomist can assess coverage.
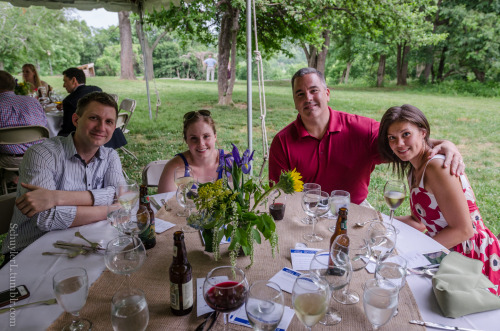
[3,0,253,151]
[5,0,181,13]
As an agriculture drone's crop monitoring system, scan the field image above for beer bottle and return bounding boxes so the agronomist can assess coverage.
[329,208,349,267]
[138,185,156,249]
[170,231,193,316]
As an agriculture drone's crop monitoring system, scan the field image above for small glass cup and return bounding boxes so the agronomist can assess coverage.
[111,288,149,331]
[269,194,287,221]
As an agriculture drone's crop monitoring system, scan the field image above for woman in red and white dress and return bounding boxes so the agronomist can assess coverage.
[378,104,500,295]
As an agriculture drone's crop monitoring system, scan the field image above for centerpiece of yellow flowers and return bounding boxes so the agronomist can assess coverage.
[187,144,303,268]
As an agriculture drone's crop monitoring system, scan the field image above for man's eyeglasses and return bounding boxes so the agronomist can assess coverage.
[183,109,211,122]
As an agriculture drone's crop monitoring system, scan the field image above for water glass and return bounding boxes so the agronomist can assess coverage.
[245,280,284,330]
[367,222,397,264]
[363,279,399,330]
[111,288,149,331]
[302,190,329,242]
[328,190,350,232]
[300,183,321,224]
[105,236,147,288]
[53,267,91,331]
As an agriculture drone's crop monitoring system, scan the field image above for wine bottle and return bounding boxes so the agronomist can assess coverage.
[138,185,156,249]
[170,231,193,316]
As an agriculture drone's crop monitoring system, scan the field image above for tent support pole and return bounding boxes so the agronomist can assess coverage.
[246,0,252,158]
[139,2,153,119]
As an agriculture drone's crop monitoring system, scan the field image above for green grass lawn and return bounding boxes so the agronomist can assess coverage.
[39,76,500,235]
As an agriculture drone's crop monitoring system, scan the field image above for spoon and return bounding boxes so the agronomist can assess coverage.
[0,298,58,314]
[354,219,377,227]
[75,231,101,250]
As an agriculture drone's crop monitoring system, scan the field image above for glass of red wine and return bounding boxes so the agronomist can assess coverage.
[269,192,287,221]
[203,266,249,330]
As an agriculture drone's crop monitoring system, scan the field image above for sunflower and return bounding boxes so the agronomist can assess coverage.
[277,168,303,194]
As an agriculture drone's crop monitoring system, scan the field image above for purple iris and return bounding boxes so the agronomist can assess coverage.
[241,149,254,174]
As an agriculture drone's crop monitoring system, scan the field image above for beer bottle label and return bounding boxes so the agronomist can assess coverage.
[173,246,178,258]
[341,220,347,231]
[182,279,193,309]
[170,282,180,310]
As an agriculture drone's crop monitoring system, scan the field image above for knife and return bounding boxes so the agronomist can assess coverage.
[409,320,483,331]
[150,196,162,211]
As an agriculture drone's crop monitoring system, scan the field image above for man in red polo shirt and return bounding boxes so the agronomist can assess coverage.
[269,68,464,205]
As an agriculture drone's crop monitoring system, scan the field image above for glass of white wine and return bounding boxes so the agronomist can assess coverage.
[383,180,407,232]
[245,280,284,330]
[363,278,399,330]
[174,166,194,216]
[53,267,91,331]
[292,272,330,331]
[117,179,140,212]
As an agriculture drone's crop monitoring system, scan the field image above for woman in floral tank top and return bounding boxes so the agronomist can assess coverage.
[378,104,500,295]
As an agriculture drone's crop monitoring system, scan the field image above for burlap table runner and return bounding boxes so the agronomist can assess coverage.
[49,194,424,330]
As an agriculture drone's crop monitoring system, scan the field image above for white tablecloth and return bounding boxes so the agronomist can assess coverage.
[390,214,499,331]
[45,111,63,137]
[0,220,117,331]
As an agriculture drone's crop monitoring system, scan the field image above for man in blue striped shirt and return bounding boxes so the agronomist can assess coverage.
[1,92,124,261]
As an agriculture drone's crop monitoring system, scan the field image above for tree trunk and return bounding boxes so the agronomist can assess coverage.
[437,46,447,82]
[472,69,485,82]
[217,1,239,106]
[422,46,434,83]
[376,54,386,87]
[118,11,136,80]
[344,62,352,84]
[301,31,330,74]
[396,42,411,86]
[135,22,168,81]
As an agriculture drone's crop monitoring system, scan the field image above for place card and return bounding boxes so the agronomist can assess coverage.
[154,218,175,233]
[269,268,302,294]
[290,248,321,271]
[196,276,228,316]
[229,303,295,331]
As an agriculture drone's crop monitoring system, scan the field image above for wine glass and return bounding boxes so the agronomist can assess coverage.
[176,182,198,233]
[117,205,150,238]
[300,183,321,224]
[309,250,351,325]
[111,287,149,331]
[292,272,330,331]
[367,223,397,264]
[302,190,329,242]
[328,190,350,232]
[117,179,140,212]
[203,266,249,330]
[363,278,399,330]
[174,166,194,216]
[383,180,407,232]
[105,236,147,288]
[331,234,371,305]
[53,267,92,331]
[245,280,284,330]
[375,254,407,317]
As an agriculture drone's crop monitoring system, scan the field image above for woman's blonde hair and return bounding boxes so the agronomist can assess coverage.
[22,63,42,88]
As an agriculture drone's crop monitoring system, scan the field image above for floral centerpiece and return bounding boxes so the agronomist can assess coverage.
[14,80,31,96]
[187,144,303,268]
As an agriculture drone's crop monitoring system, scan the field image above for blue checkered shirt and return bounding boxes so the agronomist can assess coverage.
[0,91,48,154]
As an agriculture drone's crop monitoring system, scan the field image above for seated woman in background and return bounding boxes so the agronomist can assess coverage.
[158,110,224,193]
[22,63,50,94]
[378,104,500,293]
